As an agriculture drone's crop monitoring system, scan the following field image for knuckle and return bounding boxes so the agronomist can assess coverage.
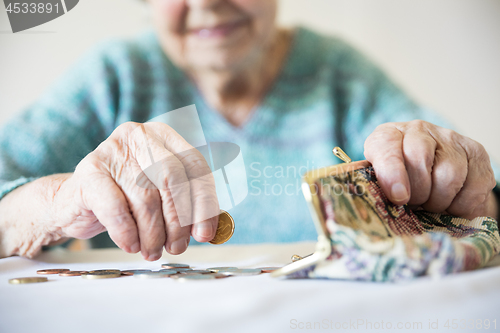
[176,149,211,177]
[404,144,434,172]
[408,119,430,131]
[473,141,490,161]
[148,122,174,133]
[76,151,106,174]
[489,176,497,192]
[484,172,497,193]
[437,163,466,194]
[115,121,141,136]
[440,128,458,143]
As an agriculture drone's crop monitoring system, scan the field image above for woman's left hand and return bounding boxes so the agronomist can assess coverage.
[364,120,498,220]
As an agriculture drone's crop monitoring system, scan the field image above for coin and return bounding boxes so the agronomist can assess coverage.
[206,267,238,273]
[82,271,121,279]
[59,271,88,277]
[161,263,190,269]
[155,270,178,276]
[179,270,211,275]
[121,269,152,275]
[221,268,262,276]
[134,271,172,279]
[176,274,216,282]
[37,269,70,275]
[9,277,49,284]
[89,269,121,274]
[159,268,179,272]
[259,267,281,273]
[209,210,235,245]
[211,273,231,279]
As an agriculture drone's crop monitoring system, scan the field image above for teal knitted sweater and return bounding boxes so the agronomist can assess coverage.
[0,28,462,247]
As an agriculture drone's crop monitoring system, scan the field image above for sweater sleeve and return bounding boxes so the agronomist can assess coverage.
[0,42,122,200]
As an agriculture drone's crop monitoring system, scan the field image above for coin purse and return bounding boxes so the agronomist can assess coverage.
[272,148,500,282]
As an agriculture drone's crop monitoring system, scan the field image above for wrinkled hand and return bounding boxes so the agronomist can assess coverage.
[52,122,219,260]
[364,120,498,220]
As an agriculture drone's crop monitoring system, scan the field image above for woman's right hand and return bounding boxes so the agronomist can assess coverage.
[51,122,219,261]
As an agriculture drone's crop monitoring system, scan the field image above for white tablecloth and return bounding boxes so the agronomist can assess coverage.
[1,242,499,333]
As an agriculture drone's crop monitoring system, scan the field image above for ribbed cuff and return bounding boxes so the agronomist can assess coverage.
[0,177,39,201]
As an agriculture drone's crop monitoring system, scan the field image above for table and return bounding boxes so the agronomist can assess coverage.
[1,242,499,333]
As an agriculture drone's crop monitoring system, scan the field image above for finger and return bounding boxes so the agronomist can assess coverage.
[120,161,166,261]
[364,124,410,205]
[146,123,219,242]
[174,148,219,242]
[80,168,140,254]
[160,184,193,254]
[132,124,193,254]
[421,141,468,213]
[447,140,496,218]
[402,129,436,206]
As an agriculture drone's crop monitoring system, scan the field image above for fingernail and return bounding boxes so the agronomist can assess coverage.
[391,183,409,201]
[130,242,140,253]
[170,239,188,254]
[195,222,213,238]
[148,253,161,261]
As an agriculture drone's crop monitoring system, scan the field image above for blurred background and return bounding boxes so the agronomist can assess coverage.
[1,0,499,163]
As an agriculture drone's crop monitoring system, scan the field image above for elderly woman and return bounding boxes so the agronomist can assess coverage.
[0,0,498,261]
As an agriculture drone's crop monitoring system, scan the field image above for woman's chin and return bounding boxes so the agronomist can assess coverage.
[186,45,259,72]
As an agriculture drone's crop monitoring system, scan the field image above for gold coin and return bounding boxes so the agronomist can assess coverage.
[9,277,48,284]
[82,271,121,279]
[59,271,88,277]
[209,210,235,245]
[37,269,70,275]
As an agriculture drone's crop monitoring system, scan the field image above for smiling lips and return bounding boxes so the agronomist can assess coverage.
[190,20,246,38]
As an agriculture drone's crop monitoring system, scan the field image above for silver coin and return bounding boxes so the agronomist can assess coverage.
[212,273,231,279]
[161,263,190,269]
[158,268,179,273]
[259,267,282,273]
[179,270,211,275]
[221,268,262,276]
[176,274,216,282]
[173,268,193,272]
[121,269,152,275]
[134,271,171,279]
[154,270,178,276]
[206,267,238,272]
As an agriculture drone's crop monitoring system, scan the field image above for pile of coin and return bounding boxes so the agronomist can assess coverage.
[8,265,281,284]
[8,211,281,285]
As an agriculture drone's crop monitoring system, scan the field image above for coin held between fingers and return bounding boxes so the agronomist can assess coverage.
[209,211,235,245]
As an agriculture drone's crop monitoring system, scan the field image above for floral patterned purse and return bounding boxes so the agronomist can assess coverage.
[272,148,500,281]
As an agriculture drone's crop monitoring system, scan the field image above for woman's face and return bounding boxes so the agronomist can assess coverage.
[148,0,278,72]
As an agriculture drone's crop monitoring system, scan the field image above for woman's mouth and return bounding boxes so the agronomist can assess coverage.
[190,20,247,39]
